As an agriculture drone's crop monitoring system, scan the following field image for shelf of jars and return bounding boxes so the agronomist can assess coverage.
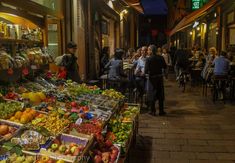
[0,38,43,45]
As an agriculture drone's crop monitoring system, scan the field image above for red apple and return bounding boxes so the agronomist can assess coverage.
[71,102,77,107]
[47,159,54,163]
[105,140,113,148]
[110,153,117,162]
[70,146,77,154]
[94,155,102,163]
[53,139,61,146]
[72,148,80,156]
[64,148,71,155]
[69,143,77,148]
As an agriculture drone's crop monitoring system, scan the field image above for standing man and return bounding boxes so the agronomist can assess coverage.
[145,45,167,116]
[134,46,148,105]
[62,41,81,83]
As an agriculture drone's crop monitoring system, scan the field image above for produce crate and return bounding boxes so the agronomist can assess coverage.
[10,128,52,153]
[3,109,48,126]
[0,100,24,120]
[0,120,22,143]
[0,150,37,162]
[40,133,93,163]
[124,103,140,144]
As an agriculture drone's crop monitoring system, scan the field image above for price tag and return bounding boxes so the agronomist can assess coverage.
[31,65,37,70]
[75,118,83,125]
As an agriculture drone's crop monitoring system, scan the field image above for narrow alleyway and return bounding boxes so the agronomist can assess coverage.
[129,76,235,163]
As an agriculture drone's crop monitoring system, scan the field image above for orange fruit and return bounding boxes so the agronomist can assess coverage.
[27,113,35,121]
[14,111,23,119]
[20,114,29,124]
[30,109,37,117]
[9,116,16,121]
[37,114,44,118]
[25,108,32,113]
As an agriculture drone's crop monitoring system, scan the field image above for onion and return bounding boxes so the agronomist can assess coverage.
[0,125,9,135]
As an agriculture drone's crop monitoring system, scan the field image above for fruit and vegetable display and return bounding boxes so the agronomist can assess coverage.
[36,155,67,163]
[66,82,100,97]
[31,111,70,136]
[21,92,46,104]
[40,134,91,163]
[120,106,140,122]
[0,101,23,119]
[67,122,102,136]
[0,74,138,162]
[90,133,120,163]
[102,89,125,99]
[0,122,19,141]
[107,119,133,154]
[6,153,35,163]
[11,129,49,151]
[8,108,37,124]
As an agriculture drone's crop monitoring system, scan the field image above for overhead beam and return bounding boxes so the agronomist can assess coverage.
[0,4,44,28]
[0,0,58,18]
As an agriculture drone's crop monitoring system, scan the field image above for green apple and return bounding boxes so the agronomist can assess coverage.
[59,145,67,153]
[41,155,49,162]
[51,143,58,150]
[70,146,77,154]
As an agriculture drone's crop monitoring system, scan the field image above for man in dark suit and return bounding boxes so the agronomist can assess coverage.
[145,45,167,116]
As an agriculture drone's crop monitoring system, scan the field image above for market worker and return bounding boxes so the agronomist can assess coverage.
[145,45,167,116]
[61,42,81,83]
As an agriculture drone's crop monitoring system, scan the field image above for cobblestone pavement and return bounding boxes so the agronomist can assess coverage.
[128,78,235,163]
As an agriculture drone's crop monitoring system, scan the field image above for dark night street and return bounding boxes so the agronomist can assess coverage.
[129,75,235,163]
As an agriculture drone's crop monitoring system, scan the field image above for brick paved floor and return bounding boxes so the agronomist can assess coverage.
[128,78,235,163]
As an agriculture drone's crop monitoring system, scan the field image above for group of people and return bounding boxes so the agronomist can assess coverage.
[100,45,171,116]
[173,45,233,81]
[55,41,234,116]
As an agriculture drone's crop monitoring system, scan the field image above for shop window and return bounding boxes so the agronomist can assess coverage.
[229,28,235,45]
[208,22,217,48]
[48,23,60,58]
[227,11,235,25]
[31,0,59,11]
[101,20,109,35]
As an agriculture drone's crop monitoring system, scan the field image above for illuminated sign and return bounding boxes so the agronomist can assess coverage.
[192,0,201,10]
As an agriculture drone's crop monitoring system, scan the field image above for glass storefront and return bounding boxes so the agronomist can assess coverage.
[208,22,217,48]
[31,0,60,11]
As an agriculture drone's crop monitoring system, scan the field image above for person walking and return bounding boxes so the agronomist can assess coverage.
[145,45,167,116]
[61,41,81,83]
[162,48,171,79]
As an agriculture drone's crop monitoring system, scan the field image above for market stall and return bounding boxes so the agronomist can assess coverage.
[0,69,139,163]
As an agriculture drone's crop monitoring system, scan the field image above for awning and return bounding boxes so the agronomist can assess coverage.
[170,0,218,36]
[123,0,144,13]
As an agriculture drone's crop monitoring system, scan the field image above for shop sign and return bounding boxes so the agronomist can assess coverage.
[192,0,201,10]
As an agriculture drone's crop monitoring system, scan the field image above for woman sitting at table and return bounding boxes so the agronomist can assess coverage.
[105,49,127,92]
[194,53,205,69]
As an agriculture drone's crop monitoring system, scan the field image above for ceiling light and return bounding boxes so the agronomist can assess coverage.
[190,32,193,35]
